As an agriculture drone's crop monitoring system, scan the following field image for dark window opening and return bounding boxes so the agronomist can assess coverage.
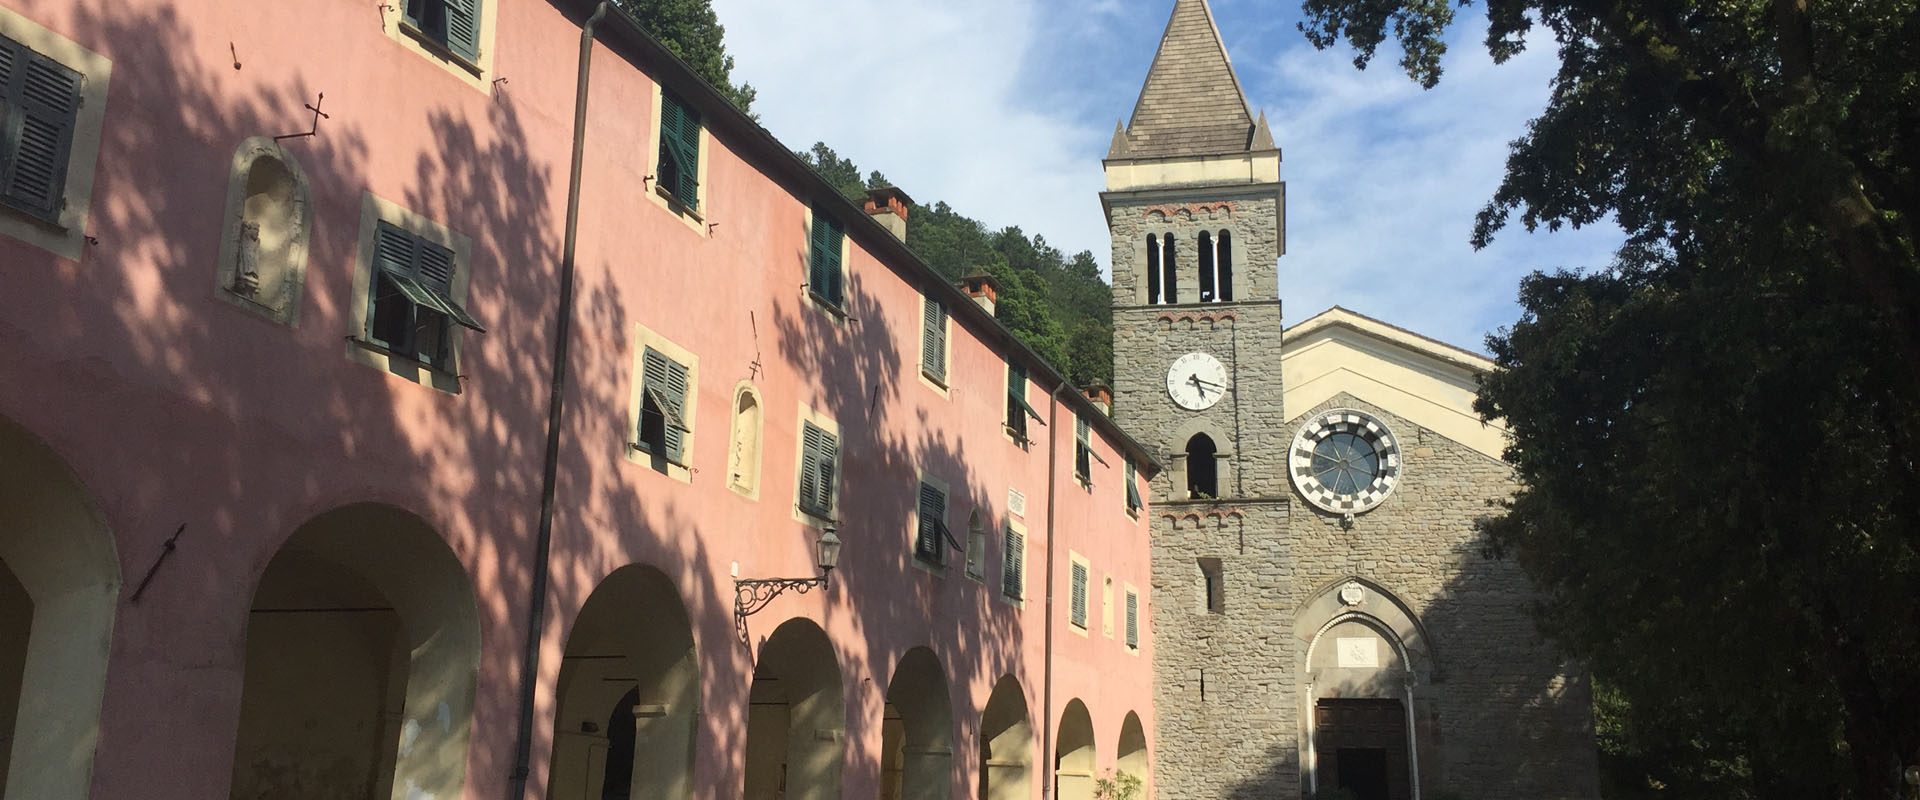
[637,394,667,457]
[1216,230,1234,301]
[1005,362,1036,443]
[1185,433,1218,499]
[1197,230,1215,301]
[656,90,703,209]
[1198,557,1224,614]
[1146,233,1162,304]
[403,0,482,61]
[599,687,640,799]
[1161,233,1179,303]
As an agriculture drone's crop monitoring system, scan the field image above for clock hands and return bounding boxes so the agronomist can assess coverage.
[1187,374,1226,397]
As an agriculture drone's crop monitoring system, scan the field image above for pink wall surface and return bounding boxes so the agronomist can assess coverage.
[0,0,1154,797]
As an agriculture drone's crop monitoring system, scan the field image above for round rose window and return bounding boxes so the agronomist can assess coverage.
[1289,409,1401,515]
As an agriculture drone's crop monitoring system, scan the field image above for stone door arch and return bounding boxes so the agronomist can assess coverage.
[1295,577,1435,800]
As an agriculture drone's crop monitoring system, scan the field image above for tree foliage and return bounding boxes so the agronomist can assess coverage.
[799,145,1115,387]
[1298,0,1920,797]
[613,0,756,113]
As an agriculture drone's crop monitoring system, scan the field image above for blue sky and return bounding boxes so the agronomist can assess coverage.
[707,0,1623,353]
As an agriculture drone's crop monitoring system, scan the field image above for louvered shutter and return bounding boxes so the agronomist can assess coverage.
[915,483,944,563]
[1005,363,1025,437]
[671,101,700,207]
[921,297,946,382]
[441,0,482,61]
[1075,417,1091,479]
[1070,562,1088,627]
[1001,526,1023,600]
[642,348,689,462]
[808,212,843,305]
[799,423,837,516]
[1,43,81,221]
[1125,592,1139,648]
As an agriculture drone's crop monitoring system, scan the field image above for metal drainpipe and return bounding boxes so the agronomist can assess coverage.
[508,3,608,797]
[1041,381,1067,798]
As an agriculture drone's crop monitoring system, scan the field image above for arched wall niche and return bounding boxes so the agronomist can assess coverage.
[227,502,479,800]
[214,136,313,324]
[727,382,765,498]
[0,414,119,800]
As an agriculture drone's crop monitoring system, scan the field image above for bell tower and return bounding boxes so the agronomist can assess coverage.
[1104,0,1286,503]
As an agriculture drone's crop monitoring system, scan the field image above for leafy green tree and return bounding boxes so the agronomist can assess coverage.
[1294,0,1920,797]
[613,0,756,113]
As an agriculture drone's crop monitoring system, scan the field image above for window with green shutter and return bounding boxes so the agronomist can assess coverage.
[1005,362,1040,443]
[0,36,82,223]
[797,422,839,518]
[656,90,702,210]
[920,295,947,384]
[808,208,845,307]
[914,482,952,566]
[1125,590,1139,649]
[1070,561,1089,628]
[402,0,483,62]
[1074,417,1092,481]
[637,347,691,464]
[1125,459,1142,514]
[367,221,485,369]
[1001,524,1024,600]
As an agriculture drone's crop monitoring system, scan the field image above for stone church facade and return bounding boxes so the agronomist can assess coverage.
[1104,2,1601,798]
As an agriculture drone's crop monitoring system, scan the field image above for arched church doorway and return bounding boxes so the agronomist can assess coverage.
[227,504,479,800]
[880,647,952,799]
[743,618,844,800]
[545,565,698,799]
[1185,434,1218,499]
[1298,579,1434,800]
[1054,699,1096,800]
[0,415,118,799]
[978,675,1032,800]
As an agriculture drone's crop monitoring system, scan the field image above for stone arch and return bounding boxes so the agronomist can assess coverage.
[1167,418,1233,502]
[1053,698,1096,800]
[1116,711,1147,788]
[727,382,765,497]
[227,503,479,800]
[1295,577,1434,800]
[1160,234,1179,303]
[1215,229,1234,301]
[0,415,119,799]
[214,136,312,323]
[978,675,1032,800]
[879,647,952,799]
[545,564,698,800]
[744,618,845,800]
[1145,233,1162,304]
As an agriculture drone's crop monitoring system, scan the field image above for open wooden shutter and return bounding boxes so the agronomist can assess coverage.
[1,44,80,221]
[921,296,946,382]
[1126,460,1142,512]
[442,0,481,61]
[1001,525,1024,599]
[671,100,700,207]
[915,483,944,563]
[1070,562,1088,627]
[1075,417,1091,479]
[373,222,485,333]
[643,348,690,462]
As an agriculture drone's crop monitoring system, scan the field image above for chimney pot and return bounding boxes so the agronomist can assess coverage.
[863,186,913,242]
[1082,383,1113,415]
[959,269,1000,316]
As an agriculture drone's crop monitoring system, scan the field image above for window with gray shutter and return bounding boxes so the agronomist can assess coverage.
[402,0,483,62]
[368,221,484,368]
[0,37,81,223]
[921,296,947,383]
[1070,562,1088,628]
[637,347,691,464]
[1125,591,1139,649]
[1001,525,1024,600]
[914,482,949,565]
[798,422,838,518]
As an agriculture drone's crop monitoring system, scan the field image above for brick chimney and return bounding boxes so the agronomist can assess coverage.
[1083,383,1113,416]
[959,270,1000,316]
[863,186,912,242]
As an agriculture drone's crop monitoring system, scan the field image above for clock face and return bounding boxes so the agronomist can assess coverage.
[1289,408,1402,515]
[1166,352,1228,411]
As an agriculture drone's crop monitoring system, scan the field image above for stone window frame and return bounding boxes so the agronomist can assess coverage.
[1123,583,1142,653]
[345,192,476,394]
[996,517,1028,608]
[379,0,499,94]
[789,403,842,528]
[213,137,312,325]
[1169,417,1234,501]
[644,83,713,236]
[624,326,700,483]
[916,291,952,397]
[799,204,852,323]
[0,8,109,261]
[725,381,764,499]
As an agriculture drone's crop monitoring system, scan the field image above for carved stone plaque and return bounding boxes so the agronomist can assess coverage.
[1336,637,1379,669]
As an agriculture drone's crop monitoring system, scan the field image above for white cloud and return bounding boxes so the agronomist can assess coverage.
[710,0,1623,351]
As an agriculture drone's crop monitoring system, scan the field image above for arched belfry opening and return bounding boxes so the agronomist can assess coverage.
[0,415,118,799]
[1054,699,1097,800]
[1161,234,1179,303]
[743,618,845,800]
[1197,230,1216,301]
[1215,230,1233,301]
[1185,433,1219,499]
[1296,579,1437,800]
[979,675,1032,800]
[879,647,953,799]
[228,503,480,800]
[546,565,699,800]
[1146,234,1162,304]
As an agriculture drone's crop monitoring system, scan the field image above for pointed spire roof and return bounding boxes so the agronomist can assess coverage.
[1112,0,1260,159]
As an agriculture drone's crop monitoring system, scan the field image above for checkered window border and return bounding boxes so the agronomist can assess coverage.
[1288,408,1402,515]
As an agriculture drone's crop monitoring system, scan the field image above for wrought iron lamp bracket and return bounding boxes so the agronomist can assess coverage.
[733,574,829,643]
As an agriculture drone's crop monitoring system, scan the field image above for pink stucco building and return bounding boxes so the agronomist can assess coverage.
[0,0,1158,797]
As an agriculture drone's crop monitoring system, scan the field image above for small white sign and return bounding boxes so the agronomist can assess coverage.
[1336,637,1379,669]
[1008,488,1027,518]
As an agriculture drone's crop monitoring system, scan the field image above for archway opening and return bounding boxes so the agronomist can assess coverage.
[0,416,118,799]
[1216,230,1234,301]
[744,618,844,800]
[1185,434,1218,499]
[1116,711,1146,788]
[979,676,1032,800]
[227,504,478,800]
[1197,230,1215,301]
[1302,602,1423,800]
[1145,234,1162,304]
[1054,699,1096,800]
[882,647,952,800]
[1160,234,1179,303]
[546,565,698,800]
